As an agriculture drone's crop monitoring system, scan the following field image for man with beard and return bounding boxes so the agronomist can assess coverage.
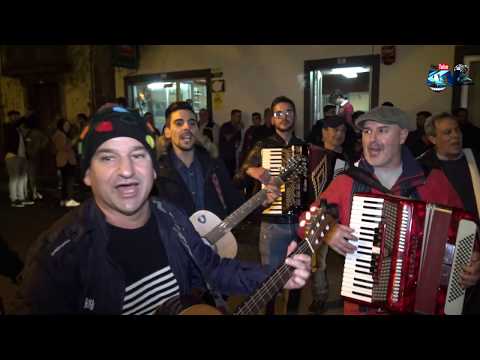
[299,106,479,315]
[156,101,279,221]
[18,105,310,314]
[237,96,306,314]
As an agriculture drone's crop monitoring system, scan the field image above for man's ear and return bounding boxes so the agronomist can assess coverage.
[164,126,171,139]
[153,169,157,180]
[399,128,409,144]
[427,135,437,145]
[83,168,92,187]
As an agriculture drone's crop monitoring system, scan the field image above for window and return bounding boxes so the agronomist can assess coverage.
[125,69,211,131]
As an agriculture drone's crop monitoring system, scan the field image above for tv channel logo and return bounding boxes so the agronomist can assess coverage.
[426,63,474,93]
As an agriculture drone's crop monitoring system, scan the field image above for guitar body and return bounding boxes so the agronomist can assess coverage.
[190,210,238,259]
[178,304,224,315]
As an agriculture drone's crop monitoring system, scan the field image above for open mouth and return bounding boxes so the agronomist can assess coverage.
[180,133,194,142]
[367,147,382,157]
[115,182,140,197]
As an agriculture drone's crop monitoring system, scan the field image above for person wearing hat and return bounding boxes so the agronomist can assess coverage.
[298,105,477,315]
[307,115,354,314]
[17,105,311,314]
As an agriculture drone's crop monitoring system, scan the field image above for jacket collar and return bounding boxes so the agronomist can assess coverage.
[358,145,426,192]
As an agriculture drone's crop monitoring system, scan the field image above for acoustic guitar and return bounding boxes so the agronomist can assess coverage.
[190,155,306,258]
[158,201,335,315]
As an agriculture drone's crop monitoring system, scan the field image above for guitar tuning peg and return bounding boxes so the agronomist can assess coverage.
[310,206,317,212]
[305,211,311,221]
[299,219,306,227]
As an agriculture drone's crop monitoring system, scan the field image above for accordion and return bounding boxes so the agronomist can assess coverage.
[341,193,478,315]
[261,145,309,215]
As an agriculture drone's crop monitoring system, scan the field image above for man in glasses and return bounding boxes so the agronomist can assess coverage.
[236,96,306,314]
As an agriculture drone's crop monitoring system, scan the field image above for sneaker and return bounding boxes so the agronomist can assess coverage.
[33,192,43,200]
[11,200,25,208]
[64,199,80,207]
[22,199,35,205]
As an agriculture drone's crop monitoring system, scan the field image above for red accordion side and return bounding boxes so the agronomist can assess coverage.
[341,192,477,315]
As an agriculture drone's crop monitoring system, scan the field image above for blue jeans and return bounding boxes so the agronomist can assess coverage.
[259,222,299,268]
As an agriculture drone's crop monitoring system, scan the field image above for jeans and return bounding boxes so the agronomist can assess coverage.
[60,164,76,201]
[5,156,28,202]
[311,242,329,302]
[259,221,301,314]
[259,222,299,267]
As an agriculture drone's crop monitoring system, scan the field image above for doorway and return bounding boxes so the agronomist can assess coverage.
[304,55,380,133]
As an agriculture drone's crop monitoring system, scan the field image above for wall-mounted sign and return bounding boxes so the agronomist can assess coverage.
[212,79,225,93]
[381,46,396,65]
[112,45,139,69]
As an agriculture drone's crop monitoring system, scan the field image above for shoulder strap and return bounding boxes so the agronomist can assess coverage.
[464,149,480,215]
[155,201,230,314]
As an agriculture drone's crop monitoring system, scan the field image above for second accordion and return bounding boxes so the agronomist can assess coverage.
[341,193,478,315]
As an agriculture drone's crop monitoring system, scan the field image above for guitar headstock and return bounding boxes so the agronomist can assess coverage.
[278,155,307,182]
[299,200,337,253]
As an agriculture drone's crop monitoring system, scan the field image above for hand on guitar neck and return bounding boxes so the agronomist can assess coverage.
[283,241,312,290]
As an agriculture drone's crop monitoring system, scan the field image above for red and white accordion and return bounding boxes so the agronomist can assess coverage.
[341,193,478,315]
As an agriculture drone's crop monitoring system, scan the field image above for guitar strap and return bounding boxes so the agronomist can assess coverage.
[211,172,228,211]
[163,204,230,314]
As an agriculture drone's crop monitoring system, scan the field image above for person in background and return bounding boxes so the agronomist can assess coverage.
[219,109,243,178]
[198,108,220,147]
[256,108,275,141]
[52,119,80,207]
[23,114,49,201]
[306,104,337,146]
[452,107,480,153]
[4,111,31,207]
[405,111,433,157]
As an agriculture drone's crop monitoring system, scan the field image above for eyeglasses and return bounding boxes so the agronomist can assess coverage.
[273,109,295,118]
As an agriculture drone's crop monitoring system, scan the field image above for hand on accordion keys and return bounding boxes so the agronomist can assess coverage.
[460,251,480,289]
[262,184,282,207]
[324,224,358,257]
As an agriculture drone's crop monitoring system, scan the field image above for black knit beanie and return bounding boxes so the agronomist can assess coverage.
[79,107,158,178]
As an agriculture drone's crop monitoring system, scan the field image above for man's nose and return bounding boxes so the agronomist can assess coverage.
[118,157,134,177]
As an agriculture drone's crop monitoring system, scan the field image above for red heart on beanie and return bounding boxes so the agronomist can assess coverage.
[95,121,114,133]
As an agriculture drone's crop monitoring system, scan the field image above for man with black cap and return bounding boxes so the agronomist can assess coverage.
[18,105,311,314]
[299,105,479,315]
[307,115,353,314]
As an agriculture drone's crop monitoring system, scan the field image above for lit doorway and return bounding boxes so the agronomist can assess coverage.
[304,55,380,133]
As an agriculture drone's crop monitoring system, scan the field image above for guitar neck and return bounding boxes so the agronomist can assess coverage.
[222,176,284,230]
[204,176,285,245]
[233,240,314,315]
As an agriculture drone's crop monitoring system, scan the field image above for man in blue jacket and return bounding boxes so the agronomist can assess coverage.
[18,106,311,315]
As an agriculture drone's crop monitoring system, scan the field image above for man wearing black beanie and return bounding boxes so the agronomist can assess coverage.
[17,105,311,314]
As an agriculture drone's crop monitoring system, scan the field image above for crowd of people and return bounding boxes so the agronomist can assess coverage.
[2,92,480,315]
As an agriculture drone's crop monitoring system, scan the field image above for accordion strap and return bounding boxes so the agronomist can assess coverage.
[463,148,480,216]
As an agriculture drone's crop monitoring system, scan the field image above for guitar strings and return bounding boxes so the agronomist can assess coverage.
[236,218,325,314]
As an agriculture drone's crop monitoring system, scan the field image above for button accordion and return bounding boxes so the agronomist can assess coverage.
[261,145,309,215]
[341,193,478,315]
